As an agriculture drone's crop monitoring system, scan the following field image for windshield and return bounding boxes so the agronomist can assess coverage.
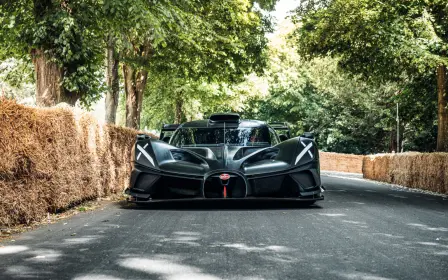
[170,127,272,147]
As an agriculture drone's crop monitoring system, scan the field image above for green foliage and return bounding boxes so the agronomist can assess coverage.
[141,73,268,130]
[287,0,444,152]
[139,0,273,129]
[244,28,391,153]
[0,58,35,101]
[1,0,273,107]
[150,0,272,83]
[293,0,448,79]
[1,0,438,154]
[246,19,437,153]
[0,0,105,107]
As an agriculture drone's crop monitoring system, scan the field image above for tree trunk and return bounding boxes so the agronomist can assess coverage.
[175,98,183,124]
[389,129,397,153]
[437,65,448,152]
[123,64,148,129]
[31,49,81,106]
[105,36,120,124]
[31,49,63,107]
[32,2,81,106]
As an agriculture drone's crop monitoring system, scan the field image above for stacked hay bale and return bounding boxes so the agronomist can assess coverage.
[0,99,155,226]
[363,153,448,194]
[319,152,364,173]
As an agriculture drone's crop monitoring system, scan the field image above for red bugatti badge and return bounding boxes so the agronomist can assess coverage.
[219,174,230,181]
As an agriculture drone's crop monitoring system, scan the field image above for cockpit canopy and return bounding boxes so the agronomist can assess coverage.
[170,114,280,147]
[170,127,278,147]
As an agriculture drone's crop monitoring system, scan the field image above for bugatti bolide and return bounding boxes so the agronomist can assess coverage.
[126,113,324,204]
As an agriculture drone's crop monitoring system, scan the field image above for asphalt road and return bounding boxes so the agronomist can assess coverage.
[1,173,447,280]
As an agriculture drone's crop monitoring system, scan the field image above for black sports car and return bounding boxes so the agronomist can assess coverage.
[126,113,323,204]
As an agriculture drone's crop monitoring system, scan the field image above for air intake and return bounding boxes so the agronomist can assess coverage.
[209,113,240,123]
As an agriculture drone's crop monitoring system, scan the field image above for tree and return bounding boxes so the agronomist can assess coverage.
[293,0,448,151]
[0,0,105,107]
[105,34,119,124]
[140,73,268,130]
[246,27,391,153]
[125,0,273,129]
[242,19,437,154]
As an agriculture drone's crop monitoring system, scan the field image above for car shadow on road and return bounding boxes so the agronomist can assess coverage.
[118,199,323,211]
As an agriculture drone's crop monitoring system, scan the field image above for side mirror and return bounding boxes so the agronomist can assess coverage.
[278,134,288,142]
[162,136,171,143]
[301,132,314,139]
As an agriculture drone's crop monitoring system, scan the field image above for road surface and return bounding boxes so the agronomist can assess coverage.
[1,173,447,280]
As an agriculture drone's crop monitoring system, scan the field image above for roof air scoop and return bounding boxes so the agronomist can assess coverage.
[209,113,240,123]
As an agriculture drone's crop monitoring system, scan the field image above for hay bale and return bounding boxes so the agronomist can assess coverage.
[0,98,156,226]
[320,152,364,173]
[362,152,448,194]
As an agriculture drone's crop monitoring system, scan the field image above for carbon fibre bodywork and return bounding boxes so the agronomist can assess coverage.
[126,116,323,203]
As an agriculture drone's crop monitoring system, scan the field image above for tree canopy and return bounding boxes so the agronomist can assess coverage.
[1,0,445,154]
[291,0,447,151]
[0,0,106,106]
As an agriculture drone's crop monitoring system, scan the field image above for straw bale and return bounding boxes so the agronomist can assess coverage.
[362,152,448,194]
[0,98,156,226]
[319,152,364,173]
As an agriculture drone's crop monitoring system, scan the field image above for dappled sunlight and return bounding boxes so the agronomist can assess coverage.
[265,245,291,252]
[371,233,404,239]
[118,257,221,280]
[342,220,367,225]
[25,249,62,263]
[158,231,203,246]
[63,235,103,245]
[414,241,448,249]
[160,236,201,247]
[119,257,199,274]
[319,213,346,217]
[5,265,48,278]
[73,274,124,280]
[333,271,396,280]
[229,277,266,280]
[212,242,293,253]
[407,223,448,232]
[167,273,221,280]
[173,231,201,236]
[0,245,28,255]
